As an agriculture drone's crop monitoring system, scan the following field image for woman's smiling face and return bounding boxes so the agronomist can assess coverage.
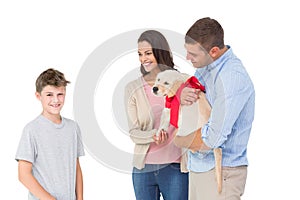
[138,41,158,73]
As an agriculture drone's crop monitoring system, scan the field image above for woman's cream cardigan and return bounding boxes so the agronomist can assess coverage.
[124,77,187,172]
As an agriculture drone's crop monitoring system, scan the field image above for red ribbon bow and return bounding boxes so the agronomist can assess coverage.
[165,76,205,128]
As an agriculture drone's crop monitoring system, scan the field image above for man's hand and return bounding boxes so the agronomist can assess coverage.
[180,87,200,105]
[174,129,210,152]
[188,129,210,152]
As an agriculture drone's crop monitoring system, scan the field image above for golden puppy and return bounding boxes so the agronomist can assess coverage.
[152,70,223,194]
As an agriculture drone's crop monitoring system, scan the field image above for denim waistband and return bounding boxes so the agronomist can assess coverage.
[133,163,180,173]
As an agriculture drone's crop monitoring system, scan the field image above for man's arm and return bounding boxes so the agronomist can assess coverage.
[18,160,56,200]
[180,87,199,105]
[76,158,83,200]
[175,90,212,152]
[174,128,211,152]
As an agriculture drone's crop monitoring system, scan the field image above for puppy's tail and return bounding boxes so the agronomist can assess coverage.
[214,148,222,194]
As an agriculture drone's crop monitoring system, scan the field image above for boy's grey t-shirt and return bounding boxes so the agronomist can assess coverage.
[16,115,85,200]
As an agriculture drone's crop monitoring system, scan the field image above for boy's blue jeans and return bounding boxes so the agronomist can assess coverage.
[132,163,188,200]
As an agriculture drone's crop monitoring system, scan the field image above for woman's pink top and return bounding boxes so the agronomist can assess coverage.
[142,78,181,164]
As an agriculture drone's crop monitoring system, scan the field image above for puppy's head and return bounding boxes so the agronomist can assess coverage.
[152,70,190,97]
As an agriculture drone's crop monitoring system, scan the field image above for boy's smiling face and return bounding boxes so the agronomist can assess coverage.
[36,85,66,121]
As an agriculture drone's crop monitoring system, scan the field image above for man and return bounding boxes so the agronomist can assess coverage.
[175,17,255,200]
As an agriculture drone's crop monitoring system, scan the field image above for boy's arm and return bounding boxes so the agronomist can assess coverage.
[75,158,83,200]
[18,160,56,200]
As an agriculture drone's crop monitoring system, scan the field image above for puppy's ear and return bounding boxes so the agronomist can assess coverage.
[181,73,191,82]
[168,80,184,97]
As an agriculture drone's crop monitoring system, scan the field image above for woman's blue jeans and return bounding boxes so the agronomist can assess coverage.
[132,163,188,200]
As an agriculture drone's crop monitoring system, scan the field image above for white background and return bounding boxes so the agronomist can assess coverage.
[1,0,300,199]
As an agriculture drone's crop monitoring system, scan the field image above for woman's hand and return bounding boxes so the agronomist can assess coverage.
[152,129,168,145]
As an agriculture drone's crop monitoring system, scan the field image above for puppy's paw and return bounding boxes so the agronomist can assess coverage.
[156,130,161,136]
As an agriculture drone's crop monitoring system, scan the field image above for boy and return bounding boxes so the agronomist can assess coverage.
[16,68,85,200]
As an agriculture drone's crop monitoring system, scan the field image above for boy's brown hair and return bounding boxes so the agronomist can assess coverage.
[35,68,70,93]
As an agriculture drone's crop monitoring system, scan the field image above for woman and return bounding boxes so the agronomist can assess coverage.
[124,30,188,200]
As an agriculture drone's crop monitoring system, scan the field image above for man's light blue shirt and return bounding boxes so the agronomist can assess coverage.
[188,46,255,172]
